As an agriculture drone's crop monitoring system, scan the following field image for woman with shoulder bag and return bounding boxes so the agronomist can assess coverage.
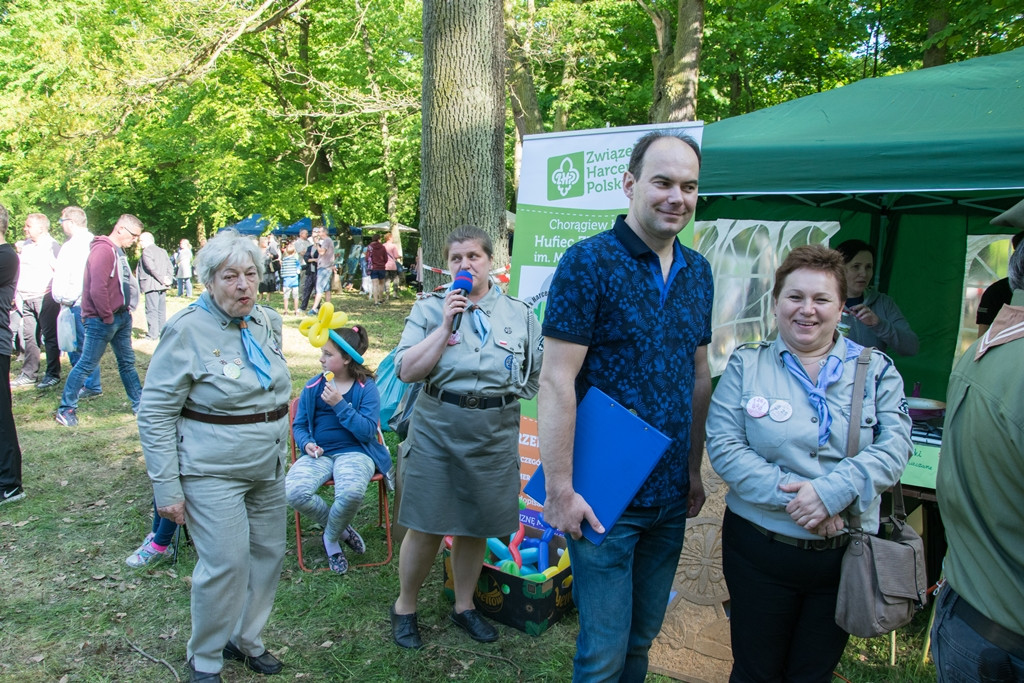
[706,245,913,682]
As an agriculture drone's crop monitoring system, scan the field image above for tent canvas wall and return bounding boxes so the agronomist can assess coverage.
[698,47,1024,399]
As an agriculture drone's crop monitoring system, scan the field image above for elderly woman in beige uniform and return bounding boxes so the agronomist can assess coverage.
[389,225,543,649]
[138,230,292,682]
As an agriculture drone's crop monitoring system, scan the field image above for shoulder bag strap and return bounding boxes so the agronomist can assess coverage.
[845,347,874,458]
[845,347,873,530]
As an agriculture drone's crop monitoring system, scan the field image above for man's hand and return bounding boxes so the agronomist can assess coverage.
[544,489,603,541]
[157,502,186,526]
[687,478,706,518]
[779,480,830,531]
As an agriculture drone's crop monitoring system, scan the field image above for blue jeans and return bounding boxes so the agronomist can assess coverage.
[59,310,142,412]
[67,306,102,393]
[176,277,192,297]
[567,499,688,682]
[932,583,1024,682]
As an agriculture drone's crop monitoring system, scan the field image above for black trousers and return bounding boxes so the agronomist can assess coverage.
[0,354,23,489]
[299,267,317,309]
[19,294,61,380]
[722,508,850,683]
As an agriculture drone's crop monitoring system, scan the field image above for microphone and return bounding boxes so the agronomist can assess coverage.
[451,269,474,331]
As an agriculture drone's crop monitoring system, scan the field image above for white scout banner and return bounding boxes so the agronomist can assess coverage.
[510,122,704,529]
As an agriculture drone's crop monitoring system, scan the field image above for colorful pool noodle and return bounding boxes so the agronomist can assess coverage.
[487,537,512,562]
[508,523,526,567]
[557,545,571,570]
[498,559,521,576]
[518,547,540,566]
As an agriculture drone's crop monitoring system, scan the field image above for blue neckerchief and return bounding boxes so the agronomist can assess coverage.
[194,295,273,389]
[449,282,491,343]
[781,339,861,446]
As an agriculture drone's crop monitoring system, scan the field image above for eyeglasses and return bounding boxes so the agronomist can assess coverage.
[122,226,140,237]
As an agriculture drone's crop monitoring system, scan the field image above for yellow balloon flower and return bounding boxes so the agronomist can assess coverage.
[298,302,348,348]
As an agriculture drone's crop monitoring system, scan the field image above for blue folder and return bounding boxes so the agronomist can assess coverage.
[523,386,671,545]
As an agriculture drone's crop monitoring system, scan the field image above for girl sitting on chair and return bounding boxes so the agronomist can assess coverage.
[286,325,392,574]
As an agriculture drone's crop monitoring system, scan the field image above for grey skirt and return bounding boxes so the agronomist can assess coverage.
[397,390,521,537]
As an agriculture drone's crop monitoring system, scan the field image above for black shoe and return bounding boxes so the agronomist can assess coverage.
[449,608,498,643]
[390,605,423,649]
[222,640,283,675]
[188,658,222,682]
[35,375,60,389]
[0,486,25,506]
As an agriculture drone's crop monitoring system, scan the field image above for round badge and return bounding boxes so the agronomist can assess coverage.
[746,396,770,418]
[223,364,241,379]
[769,400,793,422]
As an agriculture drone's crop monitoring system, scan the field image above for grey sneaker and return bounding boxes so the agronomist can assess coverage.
[55,407,78,427]
[125,539,175,568]
[78,387,103,399]
[10,374,33,388]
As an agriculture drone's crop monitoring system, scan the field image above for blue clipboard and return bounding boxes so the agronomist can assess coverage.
[523,386,671,545]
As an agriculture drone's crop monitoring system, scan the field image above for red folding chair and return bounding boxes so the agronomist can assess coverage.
[289,398,393,571]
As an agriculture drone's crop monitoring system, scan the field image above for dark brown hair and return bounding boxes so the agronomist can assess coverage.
[330,324,373,383]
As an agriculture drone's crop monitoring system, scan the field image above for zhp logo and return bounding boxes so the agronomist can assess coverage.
[547,153,584,200]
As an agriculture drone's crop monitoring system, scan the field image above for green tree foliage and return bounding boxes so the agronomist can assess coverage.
[0,0,423,245]
[1,0,1019,246]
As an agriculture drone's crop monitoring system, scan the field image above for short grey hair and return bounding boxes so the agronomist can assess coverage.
[139,232,155,248]
[195,229,264,286]
[1010,241,1024,291]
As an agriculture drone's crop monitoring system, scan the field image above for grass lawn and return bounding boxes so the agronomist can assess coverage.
[1,286,936,681]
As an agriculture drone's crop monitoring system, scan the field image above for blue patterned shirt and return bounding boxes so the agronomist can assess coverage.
[542,216,713,506]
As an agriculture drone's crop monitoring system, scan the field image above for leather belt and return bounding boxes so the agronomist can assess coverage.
[746,517,850,551]
[423,383,516,410]
[950,587,1024,659]
[181,404,290,425]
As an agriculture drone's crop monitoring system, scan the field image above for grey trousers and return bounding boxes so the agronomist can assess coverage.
[182,471,286,673]
[143,290,167,339]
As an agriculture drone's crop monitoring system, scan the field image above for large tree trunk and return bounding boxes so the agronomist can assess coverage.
[420,0,507,291]
[504,0,543,207]
[642,0,704,123]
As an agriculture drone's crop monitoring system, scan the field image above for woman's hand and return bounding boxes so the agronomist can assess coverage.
[321,381,342,407]
[812,513,846,538]
[444,289,469,331]
[779,481,831,531]
[848,303,879,327]
[305,442,324,458]
[157,502,186,526]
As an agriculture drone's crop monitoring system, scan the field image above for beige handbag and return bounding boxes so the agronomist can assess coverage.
[834,348,928,638]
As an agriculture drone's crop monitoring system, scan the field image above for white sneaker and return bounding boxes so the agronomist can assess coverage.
[125,538,175,568]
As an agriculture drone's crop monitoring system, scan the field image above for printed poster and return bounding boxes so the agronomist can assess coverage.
[511,122,705,528]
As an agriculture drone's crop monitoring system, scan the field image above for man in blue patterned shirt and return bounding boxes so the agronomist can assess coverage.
[538,130,713,681]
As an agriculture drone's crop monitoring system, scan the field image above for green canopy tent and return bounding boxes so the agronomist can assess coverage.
[698,47,1024,398]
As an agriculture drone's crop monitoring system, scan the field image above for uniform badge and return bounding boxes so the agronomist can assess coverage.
[746,396,769,418]
[769,400,793,422]
[223,364,241,379]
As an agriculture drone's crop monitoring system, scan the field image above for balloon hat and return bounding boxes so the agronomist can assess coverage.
[298,302,364,365]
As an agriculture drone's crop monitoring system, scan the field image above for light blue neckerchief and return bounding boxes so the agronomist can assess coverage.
[449,282,491,343]
[781,337,864,446]
[194,294,273,389]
